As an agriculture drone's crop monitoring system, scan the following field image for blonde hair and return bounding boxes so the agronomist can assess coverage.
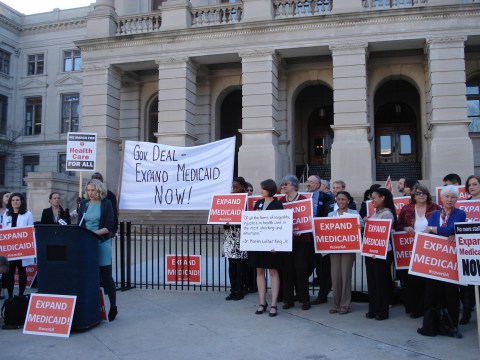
[84,179,107,200]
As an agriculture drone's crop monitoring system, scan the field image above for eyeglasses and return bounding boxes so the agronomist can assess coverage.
[414,192,427,196]
[281,183,291,187]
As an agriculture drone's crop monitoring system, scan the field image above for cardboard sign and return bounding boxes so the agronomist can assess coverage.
[366,197,410,217]
[14,264,37,288]
[409,232,459,284]
[247,194,285,211]
[361,218,392,259]
[298,192,313,199]
[65,132,97,171]
[165,255,201,285]
[0,226,36,260]
[456,199,480,223]
[100,288,108,321]
[313,215,361,253]
[391,231,415,270]
[281,199,314,234]
[436,185,468,206]
[23,294,76,338]
[455,222,480,285]
[208,193,247,224]
[240,209,293,252]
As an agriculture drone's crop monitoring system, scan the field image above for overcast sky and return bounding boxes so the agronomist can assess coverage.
[1,0,94,15]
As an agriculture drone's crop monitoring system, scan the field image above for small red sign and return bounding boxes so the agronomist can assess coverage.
[99,288,108,321]
[14,264,37,288]
[409,232,459,284]
[208,194,248,224]
[313,216,361,253]
[165,255,201,285]
[391,231,415,270]
[436,185,468,206]
[248,194,286,211]
[361,219,392,259]
[23,293,76,338]
[282,199,314,234]
[0,226,36,260]
[366,197,410,218]
[456,199,480,223]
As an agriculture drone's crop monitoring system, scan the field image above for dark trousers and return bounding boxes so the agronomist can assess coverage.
[100,265,116,308]
[317,254,332,300]
[399,271,425,315]
[228,258,248,293]
[424,278,460,327]
[6,260,26,298]
[365,251,393,318]
[460,285,476,310]
[282,239,314,304]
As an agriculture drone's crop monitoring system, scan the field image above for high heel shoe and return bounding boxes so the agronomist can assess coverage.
[255,302,268,314]
[269,306,278,317]
[108,306,118,322]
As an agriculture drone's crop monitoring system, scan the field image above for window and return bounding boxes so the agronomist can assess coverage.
[58,153,74,176]
[63,50,81,72]
[151,0,165,10]
[22,155,39,186]
[0,155,5,185]
[61,93,79,133]
[0,95,7,135]
[27,54,44,75]
[467,77,480,132]
[25,97,42,135]
[0,49,10,75]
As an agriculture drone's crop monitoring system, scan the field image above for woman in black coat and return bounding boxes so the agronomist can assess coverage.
[40,192,71,224]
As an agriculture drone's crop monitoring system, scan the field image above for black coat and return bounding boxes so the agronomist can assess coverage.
[40,206,71,224]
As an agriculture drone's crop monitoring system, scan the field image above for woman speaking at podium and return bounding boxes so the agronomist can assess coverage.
[78,179,118,321]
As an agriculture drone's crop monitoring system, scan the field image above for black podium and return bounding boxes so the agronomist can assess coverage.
[35,224,101,330]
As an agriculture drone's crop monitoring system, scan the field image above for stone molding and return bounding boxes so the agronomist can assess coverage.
[238,128,281,137]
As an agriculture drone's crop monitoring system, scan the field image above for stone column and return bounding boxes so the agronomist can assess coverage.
[243,0,274,22]
[160,0,192,31]
[330,43,371,196]
[87,0,117,38]
[239,50,282,187]
[156,57,198,146]
[81,64,122,193]
[426,37,473,186]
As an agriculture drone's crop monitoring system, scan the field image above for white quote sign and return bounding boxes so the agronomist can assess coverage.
[240,210,293,252]
[119,138,235,210]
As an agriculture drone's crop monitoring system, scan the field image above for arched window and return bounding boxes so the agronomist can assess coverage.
[467,76,480,132]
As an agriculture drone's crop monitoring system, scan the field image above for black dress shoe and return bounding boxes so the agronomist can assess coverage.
[375,314,388,321]
[108,306,118,322]
[301,302,311,310]
[365,312,375,319]
[312,297,327,305]
[232,292,244,301]
[225,292,235,301]
[282,302,294,310]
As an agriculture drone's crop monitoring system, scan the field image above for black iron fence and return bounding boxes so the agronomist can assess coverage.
[113,222,368,296]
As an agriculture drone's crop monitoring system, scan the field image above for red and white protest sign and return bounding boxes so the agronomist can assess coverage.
[208,193,247,224]
[436,185,468,206]
[456,199,480,223]
[299,192,313,199]
[409,232,459,284]
[0,226,36,260]
[366,197,410,218]
[391,231,415,270]
[165,255,201,285]
[23,294,76,338]
[361,219,392,259]
[247,194,285,211]
[282,199,314,234]
[100,288,108,321]
[313,216,361,253]
[14,264,37,288]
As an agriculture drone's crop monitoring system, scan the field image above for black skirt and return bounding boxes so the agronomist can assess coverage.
[248,251,282,270]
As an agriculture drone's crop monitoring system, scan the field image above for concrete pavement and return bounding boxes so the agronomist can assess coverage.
[1,289,479,360]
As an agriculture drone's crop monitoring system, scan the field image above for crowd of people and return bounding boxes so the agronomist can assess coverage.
[222,173,477,339]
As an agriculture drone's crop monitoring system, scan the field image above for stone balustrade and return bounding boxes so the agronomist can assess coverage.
[362,0,427,9]
[191,2,244,27]
[274,0,333,18]
[115,13,162,35]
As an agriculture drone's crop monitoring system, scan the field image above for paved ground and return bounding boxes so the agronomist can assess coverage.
[1,289,479,360]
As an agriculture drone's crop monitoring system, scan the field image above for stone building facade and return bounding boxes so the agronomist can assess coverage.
[0,0,479,219]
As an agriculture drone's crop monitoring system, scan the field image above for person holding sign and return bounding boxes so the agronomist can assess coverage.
[396,184,440,318]
[328,191,364,315]
[364,188,397,321]
[279,175,314,311]
[78,179,118,322]
[418,185,466,338]
[40,192,71,225]
[248,179,284,317]
[2,193,34,299]
[223,177,249,301]
[460,175,480,324]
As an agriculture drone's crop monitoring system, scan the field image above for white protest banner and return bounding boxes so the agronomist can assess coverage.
[119,137,235,210]
[65,132,97,171]
[455,222,480,285]
[240,210,293,252]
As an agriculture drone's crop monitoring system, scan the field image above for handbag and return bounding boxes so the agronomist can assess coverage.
[1,294,30,329]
